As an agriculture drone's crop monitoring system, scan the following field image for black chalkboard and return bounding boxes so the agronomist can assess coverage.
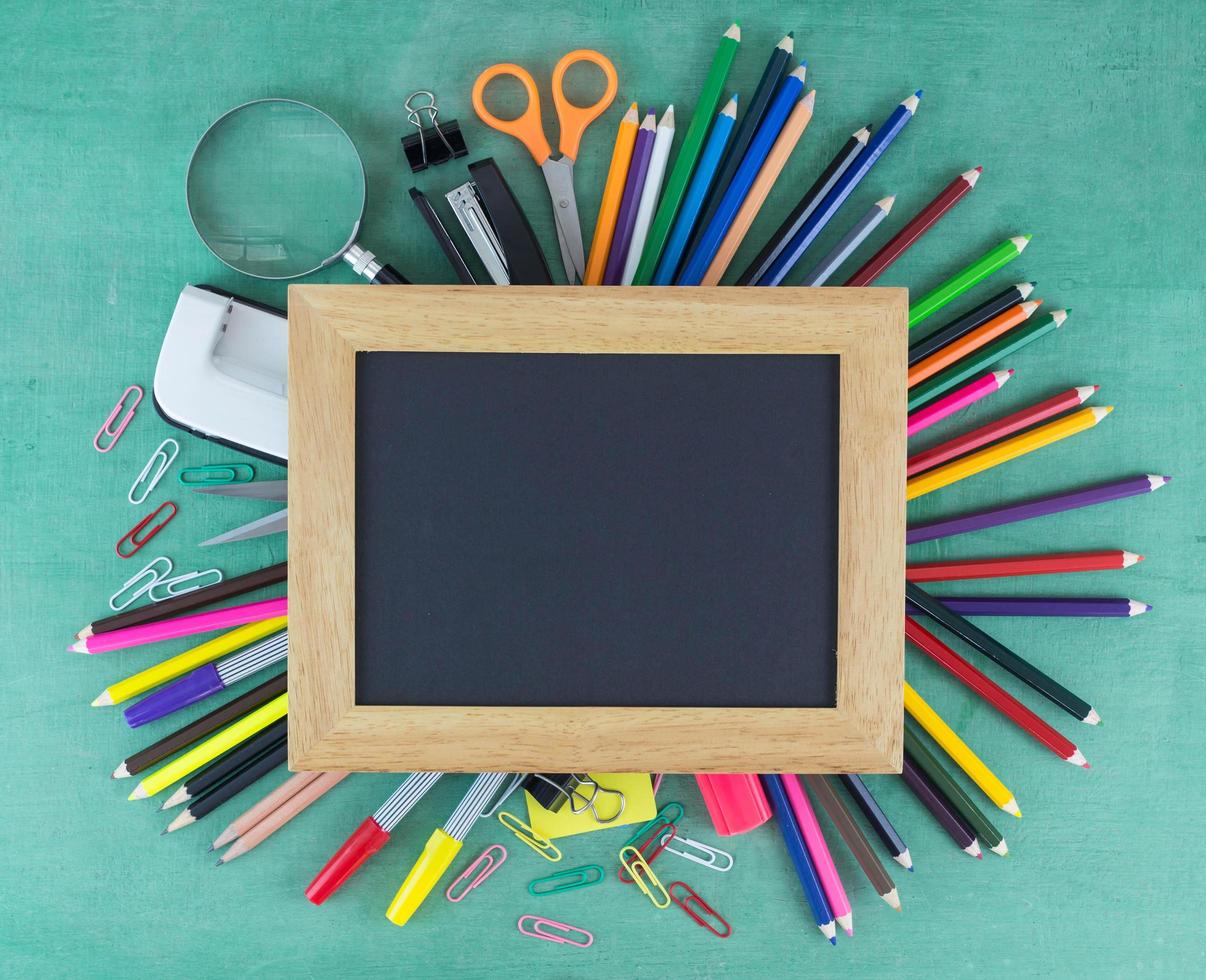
[355,351,839,709]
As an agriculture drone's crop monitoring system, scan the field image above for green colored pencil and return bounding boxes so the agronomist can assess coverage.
[904,721,1007,856]
[630,22,740,285]
[907,308,1067,411]
[909,235,1031,328]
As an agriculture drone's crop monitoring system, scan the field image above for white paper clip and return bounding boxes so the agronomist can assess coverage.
[108,556,173,611]
[659,833,734,872]
[127,438,180,505]
[148,568,224,602]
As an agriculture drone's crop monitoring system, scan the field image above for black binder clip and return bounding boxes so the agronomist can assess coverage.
[401,90,467,173]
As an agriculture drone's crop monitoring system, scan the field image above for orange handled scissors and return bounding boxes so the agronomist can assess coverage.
[472,50,618,285]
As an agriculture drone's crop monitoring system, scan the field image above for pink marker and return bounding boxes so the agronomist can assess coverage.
[69,597,288,654]
[907,369,1013,437]
[783,775,854,936]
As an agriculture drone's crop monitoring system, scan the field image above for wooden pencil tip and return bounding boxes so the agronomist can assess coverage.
[963,166,984,187]
[659,104,675,128]
[721,94,739,115]
[68,641,87,653]
[724,22,741,40]
[854,125,872,142]
[128,785,148,801]
[91,691,113,707]
[779,33,794,52]
[878,195,896,212]
[789,63,808,79]
[112,763,130,779]
[1014,234,1032,250]
[802,89,816,107]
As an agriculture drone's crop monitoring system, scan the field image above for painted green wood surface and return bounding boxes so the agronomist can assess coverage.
[1,1,1203,976]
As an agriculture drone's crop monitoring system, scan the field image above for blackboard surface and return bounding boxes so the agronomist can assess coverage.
[355,351,839,708]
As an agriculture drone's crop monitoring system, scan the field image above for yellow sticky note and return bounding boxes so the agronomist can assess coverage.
[525,773,657,841]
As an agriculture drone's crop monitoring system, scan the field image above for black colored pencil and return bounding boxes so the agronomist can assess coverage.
[907,283,1035,367]
[838,774,913,871]
[900,754,981,858]
[159,719,287,809]
[163,741,289,833]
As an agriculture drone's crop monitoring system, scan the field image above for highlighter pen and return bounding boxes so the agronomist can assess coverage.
[385,772,511,927]
[760,774,838,944]
[305,772,442,904]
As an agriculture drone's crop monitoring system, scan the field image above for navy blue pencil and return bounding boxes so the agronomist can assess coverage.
[838,774,913,871]
[761,775,837,944]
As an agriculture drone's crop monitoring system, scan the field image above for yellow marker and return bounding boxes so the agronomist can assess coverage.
[583,103,640,285]
[92,617,287,706]
[128,692,288,800]
[906,406,1112,500]
[905,682,1021,818]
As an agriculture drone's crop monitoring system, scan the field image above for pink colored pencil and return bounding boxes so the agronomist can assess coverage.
[69,597,288,654]
[783,775,854,936]
[211,771,322,850]
[908,384,1098,476]
[216,771,350,865]
[907,370,1013,438]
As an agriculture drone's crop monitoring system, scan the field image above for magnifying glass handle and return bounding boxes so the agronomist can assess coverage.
[344,245,410,285]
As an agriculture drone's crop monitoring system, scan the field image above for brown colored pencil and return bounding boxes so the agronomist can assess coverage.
[803,775,901,910]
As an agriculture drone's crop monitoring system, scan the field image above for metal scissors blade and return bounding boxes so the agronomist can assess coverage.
[192,479,288,502]
[200,507,288,547]
[541,158,584,285]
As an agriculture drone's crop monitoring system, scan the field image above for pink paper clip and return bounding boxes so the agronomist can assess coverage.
[116,501,178,558]
[517,915,594,948]
[93,385,143,453]
[446,844,507,902]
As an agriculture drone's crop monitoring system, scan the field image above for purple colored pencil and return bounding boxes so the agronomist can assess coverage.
[900,754,981,858]
[603,109,658,285]
[907,474,1171,545]
[906,597,1151,618]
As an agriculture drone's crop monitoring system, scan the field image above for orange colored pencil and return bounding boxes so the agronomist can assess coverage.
[908,300,1041,387]
[584,103,640,285]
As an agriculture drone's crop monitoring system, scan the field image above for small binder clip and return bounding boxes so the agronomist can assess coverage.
[660,834,734,872]
[108,555,173,611]
[527,864,604,897]
[177,464,254,486]
[668,881,732,938]
[93,385,143,453]
[128,438,180,505]
[148,568,224,602]
[401,90,467,172]
[618,846,671,909]
[497,811,562,862]
[116,501,178,558]
[446,844,507,903]
[516,915,594,948]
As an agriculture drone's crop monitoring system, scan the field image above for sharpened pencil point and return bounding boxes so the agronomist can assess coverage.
[779,33,794,53]
[884,888,902,910]
[91,691,113,707]
[829,937,837,946]
[1003,798,1022,818]
[129,785,148,801]
[160,828,168,836]
[991,840,1009,857]
[893,848,914,871]
[963,166,983,187]
[215,858,224,867]
[206,844,215,852]
[837,912,853,936]
[724,22,740,41]
[1084,708,1102,726]
[69,641,87,653]
[802,89,816,108]
[789,63,808,80]
[113,763,130,779]
[1068,748,1089,767]
[721,94,739,116]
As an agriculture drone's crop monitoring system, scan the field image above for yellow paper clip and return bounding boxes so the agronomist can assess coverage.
[618,845,670,909]
[498,811,562,862]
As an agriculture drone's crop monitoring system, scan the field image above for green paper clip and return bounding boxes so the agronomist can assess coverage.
[527,864,604,897]
[177,464,255,486]
[623,801,685,849]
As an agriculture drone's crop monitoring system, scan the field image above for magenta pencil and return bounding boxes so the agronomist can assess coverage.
[907,370,1013,437]
[784,775,853,936]
[69,597,288,654]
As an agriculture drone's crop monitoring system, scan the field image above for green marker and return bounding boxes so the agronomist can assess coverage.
[909,235,1031,328]
[630,21,740,285]
[908,309,1068,412]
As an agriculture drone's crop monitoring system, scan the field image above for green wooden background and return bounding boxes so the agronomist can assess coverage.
[1,1,1203,976]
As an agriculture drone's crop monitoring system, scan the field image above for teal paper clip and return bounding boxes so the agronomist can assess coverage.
[177,464,255,486]
[527,864,604,897]
[623,801,685,849]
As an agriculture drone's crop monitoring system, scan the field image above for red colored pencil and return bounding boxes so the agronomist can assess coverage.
[908,385,1098,476]
[904,616,1089,767]
[843,167,981,286]
[907,549,1143,582]
[907,369,1012,437]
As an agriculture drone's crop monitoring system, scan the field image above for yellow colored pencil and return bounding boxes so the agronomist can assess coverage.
[906,406,1112,500]
[583,103,640,285]
[91,616,287,707]
[904,682,1020,817]
[128,692,288,800]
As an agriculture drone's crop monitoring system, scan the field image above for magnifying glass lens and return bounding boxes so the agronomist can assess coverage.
[187,100,366,279]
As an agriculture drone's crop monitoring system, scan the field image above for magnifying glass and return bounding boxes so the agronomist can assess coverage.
[186,98,408,284]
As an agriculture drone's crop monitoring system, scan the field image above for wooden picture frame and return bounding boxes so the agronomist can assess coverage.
[288,285,906,774]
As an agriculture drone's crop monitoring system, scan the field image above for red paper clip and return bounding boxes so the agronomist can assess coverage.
[618,819,676,884]
[93,385,143,453]
[116,501,178,558]
[446,844,507,902]
[669,881,732,938]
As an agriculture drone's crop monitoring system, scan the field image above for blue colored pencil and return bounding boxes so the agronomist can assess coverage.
[652,94,738,285]
[677,65,808,285]
[761,774,838,944]
[757,91,922,286]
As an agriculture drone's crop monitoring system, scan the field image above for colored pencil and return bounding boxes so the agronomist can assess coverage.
[78,560,286,639]
[904,682,1020,817]
[128,692,289,799]
[761,775,838,943]
[603,109,657,285]
[802,775,901,910]
[908,310,1067,412]
[909,235,1031,328]
[904,722,1007,856]
[652,94,738,284]
[908,385,1098,476]
[908,282,1036,367]
[700,89,816,285]
[113,672,286,779]
[583,103,639,286]
[164,740,288,834]
[908,369,1013,437]
[907,474,1172,544]
[907,549,1143,582]
[631,21,740,284]
[677,64,809,285]
[908,300,1041,387]
[160,718,287,809]
[799,196,895,287]
[783,775,854,936]
[907,596,1150,618]
[838,774,913,870]
[216,772,349,865]
[90,616,286,707]
[905,583,1100,724]
[757,91,921,286]
[688,32,794,261]
[843,168,982,286]
[70,596,288,654]
[737,124,870,285]
[213,771,321,848]
[904,616,1089,766]
[900,755,981,857]
[907,405,1112,499]
[621,106,676,285]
